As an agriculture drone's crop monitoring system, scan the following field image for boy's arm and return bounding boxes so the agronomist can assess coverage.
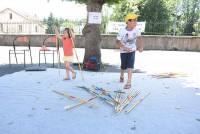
[116,40,124,48]
[136,36,143,52]
[116,29,131,52]
[116,40,132,52]
[116,29,124,48]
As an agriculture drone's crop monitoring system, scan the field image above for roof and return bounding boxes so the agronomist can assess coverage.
[0,8,44,27]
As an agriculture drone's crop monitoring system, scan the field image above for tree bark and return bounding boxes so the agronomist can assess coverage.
[82,0,104,64]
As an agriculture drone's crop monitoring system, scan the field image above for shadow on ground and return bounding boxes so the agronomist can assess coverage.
[0,63,146,77]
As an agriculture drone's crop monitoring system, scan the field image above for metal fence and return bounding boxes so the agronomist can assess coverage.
[0,21,199,36]
[142,21,200,36]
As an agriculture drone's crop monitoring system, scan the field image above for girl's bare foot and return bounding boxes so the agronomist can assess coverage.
[72,72,76,79]
[63,77,70,80]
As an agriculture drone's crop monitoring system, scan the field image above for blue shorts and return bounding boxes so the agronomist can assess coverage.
[120,52,135,70]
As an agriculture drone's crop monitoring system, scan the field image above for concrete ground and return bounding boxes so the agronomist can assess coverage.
[0,46,200,134]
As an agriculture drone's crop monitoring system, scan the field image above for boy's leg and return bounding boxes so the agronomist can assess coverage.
[127,68,132,84]
[124,68,132,89]
[124,52,135,89]
[120,69,125,82]
[120,53,127,82]
[120,69,125,78]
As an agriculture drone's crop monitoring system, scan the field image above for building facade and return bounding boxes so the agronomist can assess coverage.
[0,8,46,34]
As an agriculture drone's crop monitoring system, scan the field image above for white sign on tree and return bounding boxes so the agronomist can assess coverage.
[88,12,102,24]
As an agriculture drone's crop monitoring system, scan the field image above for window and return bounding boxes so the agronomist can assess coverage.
[18,25,22,32]
[0,23,3,31]
[9,13,12,20]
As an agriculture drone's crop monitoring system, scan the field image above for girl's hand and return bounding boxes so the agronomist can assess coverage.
[70,29,75,39]
[53,26,57,30]
[54,26,61,39]
[70,28,74,32]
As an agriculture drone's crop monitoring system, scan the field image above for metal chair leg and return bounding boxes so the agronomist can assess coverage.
[24,50,26,67]
[9,50,11,67]
[44,51,46,64]
[14,50,18,64]
[39,51,41,66]
[53,51,54,68]
[30,50,33,64]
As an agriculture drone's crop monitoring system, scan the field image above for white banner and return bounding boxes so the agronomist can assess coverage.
[88,12,102,24]
[107,21,146,33]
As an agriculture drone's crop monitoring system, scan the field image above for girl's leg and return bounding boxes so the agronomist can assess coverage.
[64,62,70,80]
[67,62,76,79]
[70,66,76,79]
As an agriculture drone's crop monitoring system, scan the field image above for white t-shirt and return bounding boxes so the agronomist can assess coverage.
[117,27,141,53]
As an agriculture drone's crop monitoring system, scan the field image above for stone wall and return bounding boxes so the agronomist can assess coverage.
[0,34,199,51]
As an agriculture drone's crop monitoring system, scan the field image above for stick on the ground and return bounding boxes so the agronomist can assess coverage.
[64,96,97,110]
[52,90,97,108]
[125,92,151,114]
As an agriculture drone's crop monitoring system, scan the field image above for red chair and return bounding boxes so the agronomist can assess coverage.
[39,35,60,67]
[9,36,32,67]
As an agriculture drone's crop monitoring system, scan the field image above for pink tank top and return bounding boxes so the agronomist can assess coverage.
[62,36,73,56]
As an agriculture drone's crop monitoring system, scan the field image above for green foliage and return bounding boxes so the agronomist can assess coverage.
[55,0,199,36]
[43,13,59,34]
[110,0,172,35]
[193,21,200,36]
[181,0,200,35]
[100,14,109,34]
[139,0,170,35]
[44,12,80,34]
[100,5,110,34]
[63,0,121,5]
[61,21,75,29]
[111,0,139,22]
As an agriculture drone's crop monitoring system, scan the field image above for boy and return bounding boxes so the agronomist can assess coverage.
[116,13,143,89]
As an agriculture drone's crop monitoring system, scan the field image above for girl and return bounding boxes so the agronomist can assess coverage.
[55,27,76,80]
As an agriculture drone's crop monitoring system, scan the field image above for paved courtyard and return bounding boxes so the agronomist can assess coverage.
[0,46,200,134]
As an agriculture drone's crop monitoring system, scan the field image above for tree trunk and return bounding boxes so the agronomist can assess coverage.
[82,0,104,64]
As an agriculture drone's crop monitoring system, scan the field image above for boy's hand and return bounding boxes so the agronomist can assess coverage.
[122,46,132,52]
[137,47,143,52]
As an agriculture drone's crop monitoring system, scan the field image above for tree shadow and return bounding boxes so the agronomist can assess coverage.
[0,63,146,77]
[0,63,64,77]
